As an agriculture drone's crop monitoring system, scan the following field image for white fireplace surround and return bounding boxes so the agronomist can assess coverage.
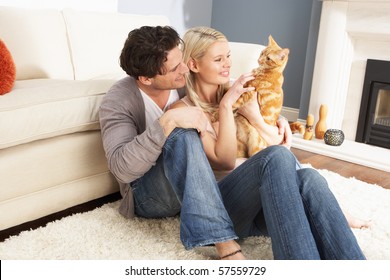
[292,0,390,172]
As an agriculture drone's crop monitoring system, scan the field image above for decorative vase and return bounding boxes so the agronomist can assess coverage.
[324,129,345,146]
[315,104,328,139]
[303,114,314,140]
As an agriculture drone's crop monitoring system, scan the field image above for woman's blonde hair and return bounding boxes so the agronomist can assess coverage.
[182,26,229,116]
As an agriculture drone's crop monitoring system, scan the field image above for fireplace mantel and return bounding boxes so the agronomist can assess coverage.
[292,0,390,172]
[309,0,390,137]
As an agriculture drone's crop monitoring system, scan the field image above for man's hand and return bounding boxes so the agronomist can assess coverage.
[159,107,208,137]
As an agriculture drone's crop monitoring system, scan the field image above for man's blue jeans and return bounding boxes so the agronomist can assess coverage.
[130,128,237,249]
[131,128,365,259]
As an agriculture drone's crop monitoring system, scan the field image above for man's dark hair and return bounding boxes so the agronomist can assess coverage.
[120,26,182,79]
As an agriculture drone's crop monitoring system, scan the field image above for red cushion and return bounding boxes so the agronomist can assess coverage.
[0,39,16,95]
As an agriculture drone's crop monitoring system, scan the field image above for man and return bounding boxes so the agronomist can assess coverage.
[99,26,243,259]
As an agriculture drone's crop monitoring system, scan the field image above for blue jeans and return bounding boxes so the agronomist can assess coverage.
[131,128,237,249]
[131,128,365,259]
[219,145,365,260]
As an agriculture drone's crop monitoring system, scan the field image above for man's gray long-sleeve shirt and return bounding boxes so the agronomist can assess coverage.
[99,76,185,218]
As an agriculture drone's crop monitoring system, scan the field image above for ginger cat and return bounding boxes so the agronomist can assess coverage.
[234,35,289,158]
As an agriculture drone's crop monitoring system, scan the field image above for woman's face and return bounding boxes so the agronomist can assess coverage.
[195,41,231,86]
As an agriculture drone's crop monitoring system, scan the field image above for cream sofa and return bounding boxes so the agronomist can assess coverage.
[0,6,264,231]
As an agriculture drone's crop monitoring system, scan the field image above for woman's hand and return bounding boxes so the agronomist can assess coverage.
[276,117,292,149]
[237,91,285,146]
[220,73,255,108]
[236,93,264,125]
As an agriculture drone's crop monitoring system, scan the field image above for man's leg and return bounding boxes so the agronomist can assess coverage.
[132,128,237,250]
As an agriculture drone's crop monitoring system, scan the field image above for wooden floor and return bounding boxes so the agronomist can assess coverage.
[1,148,389,242]
[292,148,390,189]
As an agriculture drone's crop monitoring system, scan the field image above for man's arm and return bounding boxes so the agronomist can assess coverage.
[99,80,209,185]
[99,77,169,184]
[99,97,166,184]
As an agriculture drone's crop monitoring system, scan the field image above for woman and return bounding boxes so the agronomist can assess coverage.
[170,26,366,260]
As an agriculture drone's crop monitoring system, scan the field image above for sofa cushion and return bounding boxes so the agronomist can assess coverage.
[0,131,119,230]
[0,6,74,80]
[0,79,115,149]
[0,39,16,95]
[63,9,170,80]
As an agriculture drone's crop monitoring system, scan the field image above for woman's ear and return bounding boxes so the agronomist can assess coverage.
[187,58,199,73]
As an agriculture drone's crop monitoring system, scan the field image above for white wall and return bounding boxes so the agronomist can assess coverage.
[0,0,212,36]
[118,0,212,36]
[0,0,118,11]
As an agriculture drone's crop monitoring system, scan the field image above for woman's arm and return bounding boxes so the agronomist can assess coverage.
[170,74,255,171]
[237,94,288,146]
[206,74,258,170]
[251,116,285,146]
[169,100,236,170]
[206,101,238,170]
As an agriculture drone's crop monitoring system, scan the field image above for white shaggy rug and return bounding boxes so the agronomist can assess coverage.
[0,166,389,260]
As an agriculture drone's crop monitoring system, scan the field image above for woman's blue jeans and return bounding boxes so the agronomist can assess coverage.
[131,128,365,259]
[219,144,365,260]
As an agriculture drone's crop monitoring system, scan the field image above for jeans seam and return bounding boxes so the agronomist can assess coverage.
[261,154,293,259]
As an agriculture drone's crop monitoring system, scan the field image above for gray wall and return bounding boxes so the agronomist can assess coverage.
[211,0,322,119]
[118,0,322,120]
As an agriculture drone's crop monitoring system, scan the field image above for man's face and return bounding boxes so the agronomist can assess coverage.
[150,46,189,90]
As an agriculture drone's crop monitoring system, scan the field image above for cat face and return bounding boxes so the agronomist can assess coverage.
[258,35,289,70]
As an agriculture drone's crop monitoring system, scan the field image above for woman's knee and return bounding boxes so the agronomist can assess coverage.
[262,146,297,167]
[299,168,327,184]
[297,167,329,193]
[246,146,297,178]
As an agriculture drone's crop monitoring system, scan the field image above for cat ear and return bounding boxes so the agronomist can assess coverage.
[188,58,200,73]
[268,35,280,48]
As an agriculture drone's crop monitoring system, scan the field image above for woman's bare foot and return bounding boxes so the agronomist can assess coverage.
[215,240,246,260]
[344,210,371,229]
[348,216,371,229]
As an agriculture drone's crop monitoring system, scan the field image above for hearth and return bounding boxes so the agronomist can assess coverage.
[356,59,390,149]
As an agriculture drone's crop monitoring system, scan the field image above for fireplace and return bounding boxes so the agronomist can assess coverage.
[356,60,390,149]
[292,0,390,172]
